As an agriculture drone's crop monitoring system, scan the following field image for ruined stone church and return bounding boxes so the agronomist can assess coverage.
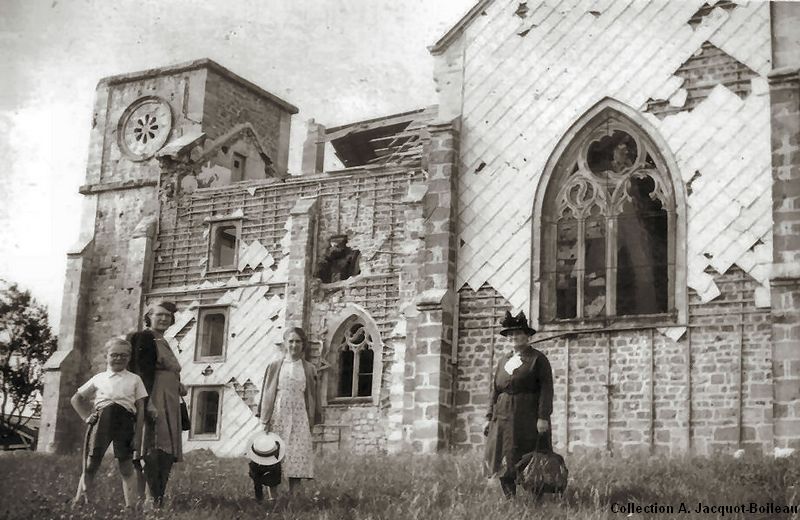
[40,0,800,457]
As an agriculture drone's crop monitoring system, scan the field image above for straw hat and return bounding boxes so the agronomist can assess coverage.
[247,431,285,466]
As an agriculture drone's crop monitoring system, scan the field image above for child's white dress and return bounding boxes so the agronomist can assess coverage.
[269,358,314,478]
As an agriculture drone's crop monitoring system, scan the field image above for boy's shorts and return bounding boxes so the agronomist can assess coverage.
[249,460,282,487]
[87,403,136,460]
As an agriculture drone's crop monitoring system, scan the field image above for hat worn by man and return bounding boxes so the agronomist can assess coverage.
[499,310,536,337]
[248,431,285,466]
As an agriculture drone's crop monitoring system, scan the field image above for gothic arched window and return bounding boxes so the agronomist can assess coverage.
[332,319,377,399]
[540,115,676,322]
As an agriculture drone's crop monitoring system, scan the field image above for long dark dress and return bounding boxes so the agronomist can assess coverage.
[484,346,554,480]
[128,330,183,461]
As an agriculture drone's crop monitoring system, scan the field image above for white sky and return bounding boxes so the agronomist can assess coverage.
[0,0,474,331]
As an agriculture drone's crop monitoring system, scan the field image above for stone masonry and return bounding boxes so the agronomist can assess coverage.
[38,60,297,453]
[769,2,800,451]
[39,1,800,456]
[407,120,461,452]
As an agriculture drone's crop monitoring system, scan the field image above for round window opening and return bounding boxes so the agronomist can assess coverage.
[118,97,172,161]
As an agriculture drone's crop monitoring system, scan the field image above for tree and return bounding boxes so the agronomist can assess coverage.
[0,281,57,440]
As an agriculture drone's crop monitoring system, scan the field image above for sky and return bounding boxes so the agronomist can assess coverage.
[0,0,475,331]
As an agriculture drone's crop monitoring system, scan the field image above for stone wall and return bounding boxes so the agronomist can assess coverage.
[40,60,297,453]
[432,0,783,456]
[304,168,426,452]
[317,405,385,453]
[203,68,294,175]
[767,0,800,453]
[452,268,773,456]
[453,284,506,449]
[146,166,425,455]
[84,192,159,375]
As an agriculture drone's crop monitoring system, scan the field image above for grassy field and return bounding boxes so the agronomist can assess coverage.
[0,449,798,519]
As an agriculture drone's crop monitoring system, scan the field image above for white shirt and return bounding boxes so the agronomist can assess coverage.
[77,369,148,414]
[504,354,523,375]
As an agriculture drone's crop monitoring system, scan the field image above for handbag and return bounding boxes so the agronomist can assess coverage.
[515,437,569,495]
[180,398,191,431]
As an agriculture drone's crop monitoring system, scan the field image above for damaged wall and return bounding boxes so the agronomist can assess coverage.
[435,0,778,455]
[39,60,299,453]
[447,0,772,311]
[148,166,425,456]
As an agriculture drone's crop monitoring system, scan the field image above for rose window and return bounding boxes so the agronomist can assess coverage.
[118,97,172,161]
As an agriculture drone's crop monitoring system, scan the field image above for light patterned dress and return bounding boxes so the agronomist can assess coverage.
[269,358,314,478]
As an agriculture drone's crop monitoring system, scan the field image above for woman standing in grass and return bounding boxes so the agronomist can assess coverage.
[484,311,554,498]
[258,327,321,493]
[128,301,186,509]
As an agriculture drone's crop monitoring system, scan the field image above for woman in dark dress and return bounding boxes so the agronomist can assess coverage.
[128,301,185,509]
[484,311,554,498]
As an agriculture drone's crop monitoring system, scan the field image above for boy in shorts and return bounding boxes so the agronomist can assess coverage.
[71,337,147,508]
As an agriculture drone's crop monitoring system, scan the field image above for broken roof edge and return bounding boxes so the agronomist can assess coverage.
[187,163,416,196]
[97,58,299,114]
[429,0,494,56]
[199,123,287,179]
[324,106,435,138]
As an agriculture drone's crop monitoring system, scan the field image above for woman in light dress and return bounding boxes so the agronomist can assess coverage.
[258,327,321,493]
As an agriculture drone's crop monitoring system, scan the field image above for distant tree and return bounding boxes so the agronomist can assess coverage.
[0,281,57,437]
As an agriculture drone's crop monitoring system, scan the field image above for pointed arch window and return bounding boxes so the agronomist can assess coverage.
[541,116,676,322]
[332,319,377,400]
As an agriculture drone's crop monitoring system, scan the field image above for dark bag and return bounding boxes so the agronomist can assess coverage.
[180,398,191,431]
[516,438,569,495]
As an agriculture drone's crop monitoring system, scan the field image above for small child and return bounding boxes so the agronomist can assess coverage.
[71,337,147,508]
[247,431,285,502]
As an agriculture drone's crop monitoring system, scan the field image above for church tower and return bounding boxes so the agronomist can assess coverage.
[38,60,296,453]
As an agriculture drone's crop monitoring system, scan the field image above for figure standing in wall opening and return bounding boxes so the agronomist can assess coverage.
[257,327,322,494]
[127,301,186,510]
[317,234,361,283]
[483,311,554,498]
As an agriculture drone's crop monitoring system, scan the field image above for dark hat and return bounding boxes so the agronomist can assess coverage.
[499,310,536,337]
[148,301,178,314]
[329,234,349,242]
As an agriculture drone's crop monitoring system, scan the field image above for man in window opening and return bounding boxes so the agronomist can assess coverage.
[317,234,361,283]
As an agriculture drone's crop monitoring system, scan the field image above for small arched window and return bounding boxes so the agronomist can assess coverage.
[332,319,377,399]
[540,114,676,322]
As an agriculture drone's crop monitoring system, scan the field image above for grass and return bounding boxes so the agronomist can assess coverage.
[0,449,798,519]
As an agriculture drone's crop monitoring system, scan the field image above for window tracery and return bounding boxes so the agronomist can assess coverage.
[544,118,674,321]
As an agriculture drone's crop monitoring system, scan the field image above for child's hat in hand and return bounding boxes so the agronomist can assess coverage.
[248,431,285,465]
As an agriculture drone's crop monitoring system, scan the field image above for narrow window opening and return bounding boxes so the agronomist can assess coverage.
[616,175,669,315]
[191,387,222,438]
[584,208,606,318]
[231,152,246,182]
[555,212,578,319]
[357,348,374,397]
[338,347,354,397]
[209,222,239,270]
[196,307,228,361]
